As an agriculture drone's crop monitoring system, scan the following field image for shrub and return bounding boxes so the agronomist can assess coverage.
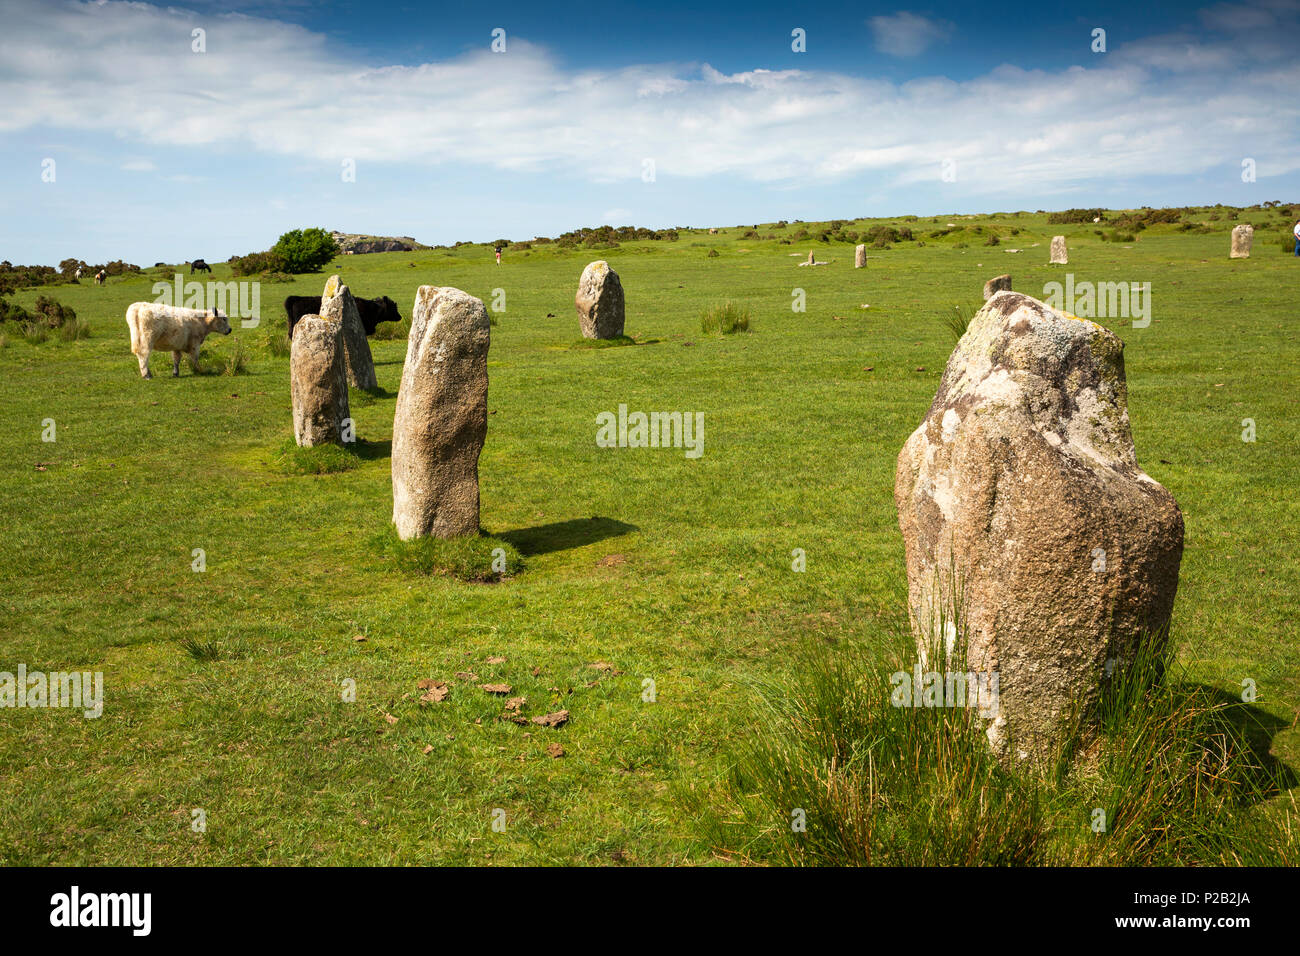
[701,302,751,335]
[33,295,76,329]
[985,234,1000,246]
[230,251,289,277]
[1048,208,1105,224]
[270,228,339,273]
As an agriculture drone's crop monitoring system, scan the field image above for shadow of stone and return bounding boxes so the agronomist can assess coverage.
[497,516,638,556]
[351,438,391,461]
[1192,684,1299,803]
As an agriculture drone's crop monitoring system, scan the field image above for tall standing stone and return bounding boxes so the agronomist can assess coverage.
[1230,224,1253,259]
[319,276,378,391]
[1049,235,1068,264]
[290,314,351,447]
[894,291,1184,763]
[391,286,490,539]
[575,261,625,339]
[854,244,867,268]
[983,274,1012,299]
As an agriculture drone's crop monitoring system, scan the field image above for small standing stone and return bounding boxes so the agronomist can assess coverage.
[806,250,816,265]
[1230,224,1253,259]
[391,287,491,539]
[290,314,350,447]
[575,261,625,339]
[983,274,1012,299]
[855,244,867,268]
[1049,236,1068,264]
[319,276,378,391]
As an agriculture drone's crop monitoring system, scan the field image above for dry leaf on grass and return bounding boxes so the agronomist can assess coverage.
[486,656,506,664]
[588,661,624,675]
[383,713,398,724]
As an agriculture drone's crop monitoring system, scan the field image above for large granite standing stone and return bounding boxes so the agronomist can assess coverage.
[983,274,1012,299]
[1049,236,1068,264]
[290,314,351,447]
[319,276,378,391]
[855,244,867,268]
[391,286,491,539]
[1230,224,1253,259]
[575,261,625,339]
[894,291,1184,762]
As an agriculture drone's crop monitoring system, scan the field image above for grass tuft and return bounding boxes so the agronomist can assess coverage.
[271,437,361,475]
[700,301,750,334]
[941,301,982,343]
[378,527,523,582]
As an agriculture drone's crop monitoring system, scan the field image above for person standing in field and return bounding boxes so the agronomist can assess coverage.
[1293,219,1300,256]
[495,245,503,265]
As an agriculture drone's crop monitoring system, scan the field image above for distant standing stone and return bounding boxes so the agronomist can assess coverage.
[807,250,816,265]
[575,261,625,339]
[290,314,351,447]
[1230,224,1253,259]
[1049,236,1068,264]
[319,276,378,391]
[855,244,867,268]
[391,286,491,539]
[983,274,1012,299]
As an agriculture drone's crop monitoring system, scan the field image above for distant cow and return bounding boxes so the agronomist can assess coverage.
[125,303,231,379]
[283,294,401,338]
[94,270,106,286]
[190,259,211,274]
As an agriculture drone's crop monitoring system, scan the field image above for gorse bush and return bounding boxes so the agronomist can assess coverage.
[272,228,340,273]
[701,302,750,335]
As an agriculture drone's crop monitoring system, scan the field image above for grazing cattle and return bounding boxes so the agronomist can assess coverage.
[125,303,231,379]
[94,270,106,286]
[190,259,212,274]
[74,267,83,280]
[283,294,401,338]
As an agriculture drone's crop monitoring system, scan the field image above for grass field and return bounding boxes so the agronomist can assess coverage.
[1,208,1297,864]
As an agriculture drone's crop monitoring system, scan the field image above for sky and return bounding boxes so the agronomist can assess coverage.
[1,0,1298,265]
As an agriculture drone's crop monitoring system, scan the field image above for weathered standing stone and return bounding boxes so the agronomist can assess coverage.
[290,314,350,447]
[575,261,625,339]
[391,286,490,539]
[1049,235,1068,264]
[894,291,1184,763]
[855,244,867,268]
[319,276,378,391]
[983,274,1012,299]
[1230,224,1253,258]
[806,250,816,265]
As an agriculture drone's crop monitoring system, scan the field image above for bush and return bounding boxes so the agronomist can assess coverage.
[270,228,339,273]
[701,302,751,335]
[32,295,76,329]
[1048,208,1105,225]
[230,251,289,277]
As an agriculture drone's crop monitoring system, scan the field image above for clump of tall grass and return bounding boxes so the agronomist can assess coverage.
[377,527,522,582]
[940,301,982,343]
[271,437,360,476]
[58,318,91,341]
[700,616,1297,866]
[219,339,248,375]
[701,301,750,335]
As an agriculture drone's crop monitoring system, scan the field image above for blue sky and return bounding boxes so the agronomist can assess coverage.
[1,0,1297,265]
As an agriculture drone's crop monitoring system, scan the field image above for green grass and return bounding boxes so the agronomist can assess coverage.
[271,437,362,476]
[700,301,750,335]
[1,205,1298,864]
[378,529,523,582]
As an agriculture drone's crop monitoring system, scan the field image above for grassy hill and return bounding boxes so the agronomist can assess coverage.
[1,206,1297,864]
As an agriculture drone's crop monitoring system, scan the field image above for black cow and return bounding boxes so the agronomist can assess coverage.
[190,259,211,274]
[283,294,401,338]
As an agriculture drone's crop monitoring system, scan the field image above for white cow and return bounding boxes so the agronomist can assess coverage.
[125,303,231,379]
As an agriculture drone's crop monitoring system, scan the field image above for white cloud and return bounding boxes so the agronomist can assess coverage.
[601,208,633,223]
[121,159,157,172]
[1,0,1298,201]
[867,12,955,57]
